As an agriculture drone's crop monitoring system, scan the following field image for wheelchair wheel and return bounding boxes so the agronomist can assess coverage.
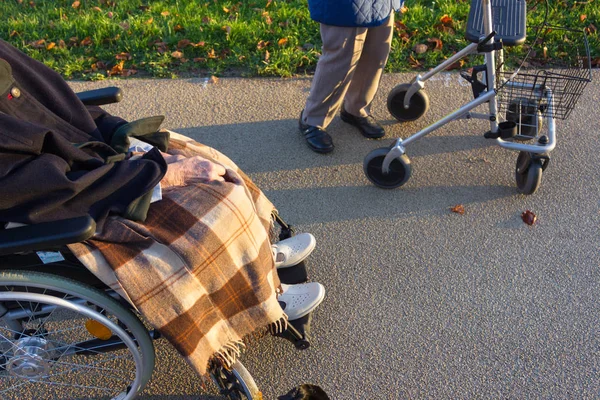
[0,270,155,400]
[363,147,412,189]
[210,360,261,400]
[515,151,542,195]
[387,83,429,122]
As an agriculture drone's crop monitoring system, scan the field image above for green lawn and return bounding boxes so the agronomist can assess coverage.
[2,0,598,79]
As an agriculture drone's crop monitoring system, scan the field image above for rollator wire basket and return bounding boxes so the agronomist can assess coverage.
[496,24,592,129]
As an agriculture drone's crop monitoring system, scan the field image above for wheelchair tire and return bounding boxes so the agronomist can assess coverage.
[0,270,155,400]
[210,360,261,400]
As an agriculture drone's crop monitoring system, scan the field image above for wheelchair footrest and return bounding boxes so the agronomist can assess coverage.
[466,0,527,46]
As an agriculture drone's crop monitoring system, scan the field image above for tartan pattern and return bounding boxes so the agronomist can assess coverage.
[68,131,284,376]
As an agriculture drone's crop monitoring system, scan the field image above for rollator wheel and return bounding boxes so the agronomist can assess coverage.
[0,270,155,400]
[363,147,412,189]
[387,83,429,122]
[210,360,261,400]
[515,151,543,195]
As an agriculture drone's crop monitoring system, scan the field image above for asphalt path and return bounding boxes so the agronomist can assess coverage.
[71,71,600,399]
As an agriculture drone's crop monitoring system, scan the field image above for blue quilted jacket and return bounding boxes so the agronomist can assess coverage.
[307,0,403,27]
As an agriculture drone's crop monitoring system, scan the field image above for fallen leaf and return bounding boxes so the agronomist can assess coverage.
[194,41,206,47]
[207,48,217,58]
[58,39,66,48]
[210,75,219,84]
[413,43,428,54]
[445,59,465,70]
[174,24,184,32]
[161,11,170,16]
[265,0,272,8]
[72,1,80,8]
[119,22,130,30]
[222,25,231,37]
[93,6,101,11]
[80,37,92,46]
[171,50,184,59]
[145,17,154,24]
[521,210,537,225]
[223,6,229,13]
[427,37,443,51]
[9,30,19,37]
[450,204,465,215]
[257,40,269,50]
[115,52,132,60]
[262,11,272,25]
[29,39,45,48]
[264,50,270,62]
[108,60,124,76]
[400,4,408,13]
[585,23,597,35]
[46,42,56,50]
[408,54,422,68]
[580,14,587,22]
[277,37,288,47]
[177,39,191,48]
[202,16,212,24]
[193,57,206,62]
[440,14,453,26]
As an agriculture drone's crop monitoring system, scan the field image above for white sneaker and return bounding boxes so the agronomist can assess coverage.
[278,282,325,320]
[272,233,316,269]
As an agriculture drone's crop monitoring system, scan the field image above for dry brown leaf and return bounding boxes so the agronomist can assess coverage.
[223,6,230,13]
[210,75,219,84]
[222,25,231,37]
[171,50,184,59]
[202,16,212,24]
[174,24,184,32]
[161,11,170,16]
[207,48,217,59]
[193,57,206,63]
[264,50,270,62]
[521,210,537,225]
[115,52,132,60]
[450,204,465,215]
[257,40,269,50]
[80,37,92,46]
[96,61,107,69]
[445,59,465,70]
[9,30,18,38]
[408,54,422,68]
[440,14,453,26]
[580,14,587,22]
[72,1,80,9]
[58,39,66,49]
[585,23,597,35]
[177,39,191,48]
[266,0,272,8]
[145,17,154,24]
[194,41,206,47]
[108,60,124,76]
[29,39,45,48]
[427,37,443,51]
[277,37,288,47]
[93,6,101,12]
[262,11,272,25]
[46,42,56,50]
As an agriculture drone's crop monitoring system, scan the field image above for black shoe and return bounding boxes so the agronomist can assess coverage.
[299,113,334,154]
[340,109,385,139]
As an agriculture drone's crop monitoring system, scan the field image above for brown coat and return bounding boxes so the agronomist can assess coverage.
[0,40,166,225]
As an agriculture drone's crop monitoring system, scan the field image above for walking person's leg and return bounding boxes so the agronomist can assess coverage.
[341,13,395,138]
[300,24,367,153]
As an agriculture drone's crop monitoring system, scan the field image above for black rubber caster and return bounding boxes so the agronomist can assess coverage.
[515,151,543,195]
[387,83,429,122]
[363,147,412,189]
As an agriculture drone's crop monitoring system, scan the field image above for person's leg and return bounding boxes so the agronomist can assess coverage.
[302,24,367,129]
[343,12,395,118]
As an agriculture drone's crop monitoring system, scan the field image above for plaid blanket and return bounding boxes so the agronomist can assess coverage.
[68,131,285,376]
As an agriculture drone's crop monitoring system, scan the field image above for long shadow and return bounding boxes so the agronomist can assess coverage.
[175,119,494,174]
[261,184,515,226]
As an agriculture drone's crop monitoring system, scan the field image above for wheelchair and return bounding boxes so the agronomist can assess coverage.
[0,88,313,400]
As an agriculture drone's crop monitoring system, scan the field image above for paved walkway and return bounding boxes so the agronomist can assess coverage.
[71,71,600,399]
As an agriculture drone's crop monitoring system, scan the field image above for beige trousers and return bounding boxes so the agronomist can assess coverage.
[302,13,395,129]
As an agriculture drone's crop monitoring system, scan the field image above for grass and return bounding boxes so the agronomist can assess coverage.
[1,0,598,79]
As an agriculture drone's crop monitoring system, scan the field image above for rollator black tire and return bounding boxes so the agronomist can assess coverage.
[387,83,429,122]
[364,147,412,189]
[210,360,261,400]
[0,270,155,400]
[515,151,543,195]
